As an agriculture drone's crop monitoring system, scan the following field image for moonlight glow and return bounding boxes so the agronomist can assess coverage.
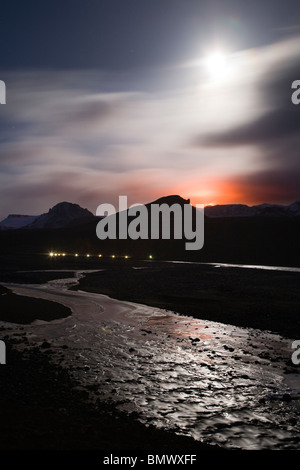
[204,51,228,80]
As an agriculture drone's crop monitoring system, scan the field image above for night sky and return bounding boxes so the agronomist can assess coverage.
[0,0,300,219]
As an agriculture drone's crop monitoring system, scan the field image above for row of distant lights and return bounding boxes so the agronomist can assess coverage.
[49,252,153,260]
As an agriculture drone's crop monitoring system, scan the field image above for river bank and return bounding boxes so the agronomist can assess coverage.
[1,262,300,452]
[0,331,218,452]
[71,259,300,340]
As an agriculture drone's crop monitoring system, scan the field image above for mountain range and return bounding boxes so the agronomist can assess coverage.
[0,198,299,230]
[205,201,300,218]
[0,196,299,266]
[0,202,96,230]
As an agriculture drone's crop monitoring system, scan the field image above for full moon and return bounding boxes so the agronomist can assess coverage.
[204,52,227,80]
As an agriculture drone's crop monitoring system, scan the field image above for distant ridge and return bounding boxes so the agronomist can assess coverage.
[204,201,300,218]
[0,196,299,266]
[0,214,39,230]
[0,197,299,231]
[25,202,94,229]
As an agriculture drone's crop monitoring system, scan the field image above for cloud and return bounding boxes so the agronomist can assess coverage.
[192,35,300,145]
[1,35,300,219]
[198,108,300,148]
[189,35,300,203]
[225,167,300,204]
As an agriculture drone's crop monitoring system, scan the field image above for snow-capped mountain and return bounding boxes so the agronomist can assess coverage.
[0,214,39,230]
[25,202,94,229]
[204,201,300,218]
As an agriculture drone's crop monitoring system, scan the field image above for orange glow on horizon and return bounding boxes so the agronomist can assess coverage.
[112,174,293,212]
[159,174,286,208]
[163,178,249,208]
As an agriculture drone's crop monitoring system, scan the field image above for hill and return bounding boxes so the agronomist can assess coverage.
[0,195,299,267]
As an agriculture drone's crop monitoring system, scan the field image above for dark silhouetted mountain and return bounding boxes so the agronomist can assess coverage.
[0,214,39,230]
[2,198,299,231]
[288,201,300,217]
[205,201,300,218]
[149,195,190,206]
[0,196,299,267]
[25,202,94,229]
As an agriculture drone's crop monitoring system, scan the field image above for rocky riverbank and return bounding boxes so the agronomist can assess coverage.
[0,328,219,452]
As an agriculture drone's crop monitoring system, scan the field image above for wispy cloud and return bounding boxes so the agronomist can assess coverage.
[0,35,299,218]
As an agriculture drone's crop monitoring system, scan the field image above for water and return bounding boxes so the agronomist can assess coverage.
[2,268,300,450]
[170,260,300,273]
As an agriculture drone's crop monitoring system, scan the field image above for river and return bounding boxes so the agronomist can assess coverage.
[2,268,300,450]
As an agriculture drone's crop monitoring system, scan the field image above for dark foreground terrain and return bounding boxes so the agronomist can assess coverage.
[0,255,299,457]
[0,284,72,323]
[0,340,218,453]
[0,262,220,455]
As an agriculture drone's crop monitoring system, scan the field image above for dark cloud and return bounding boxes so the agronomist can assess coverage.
[197,108,300,147]
[58,97,124,133]
[227,167,300,204]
